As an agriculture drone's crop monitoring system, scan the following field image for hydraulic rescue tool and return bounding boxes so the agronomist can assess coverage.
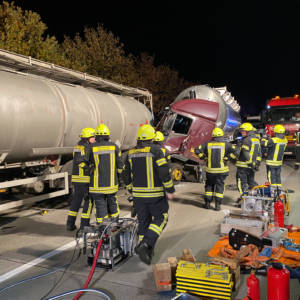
[82,218,138,270]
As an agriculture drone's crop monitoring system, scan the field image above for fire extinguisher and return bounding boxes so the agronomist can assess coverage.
[274,198,284,227]
[267,262,290,300]
[247,269,260,300]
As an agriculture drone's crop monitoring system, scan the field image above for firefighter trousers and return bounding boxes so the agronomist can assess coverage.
[205,173,228,204]
[90,193,119,224]
[67,183,92,227]
[133,196,169,249]
[236,167,256,195]
[266,165,282,187]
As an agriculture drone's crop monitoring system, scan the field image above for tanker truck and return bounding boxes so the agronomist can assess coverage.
[156,85,241,182]
[0,48,153,211]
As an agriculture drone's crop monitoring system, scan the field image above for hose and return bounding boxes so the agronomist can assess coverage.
[72,238,103,300]
[45,288,111,300]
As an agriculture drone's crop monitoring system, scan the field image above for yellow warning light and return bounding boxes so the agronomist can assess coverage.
[0,189,7,193]
[274,96,280,99]
[294,94,299,98]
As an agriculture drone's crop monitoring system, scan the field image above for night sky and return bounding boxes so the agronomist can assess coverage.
[8,1,300,115]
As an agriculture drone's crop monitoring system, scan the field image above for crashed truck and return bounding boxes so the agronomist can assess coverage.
[156,85,241,182]
[0,48,153,211]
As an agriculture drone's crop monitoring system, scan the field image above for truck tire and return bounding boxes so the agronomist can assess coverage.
[170,163,184,184]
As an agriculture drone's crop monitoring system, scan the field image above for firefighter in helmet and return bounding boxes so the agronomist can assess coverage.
[153,131,171,163]
[236,122,262,200]
[123,124,175,265]
[66,127,95,231]
[88,124,124,225]
[261,124,287,188]
[194,127,238,210]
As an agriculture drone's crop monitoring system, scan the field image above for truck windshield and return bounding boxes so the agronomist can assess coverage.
[172,114,193,135]
[267,105,300,123]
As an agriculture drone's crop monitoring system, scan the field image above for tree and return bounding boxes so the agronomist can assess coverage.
[0,1,67,65]
[62,25,138,85]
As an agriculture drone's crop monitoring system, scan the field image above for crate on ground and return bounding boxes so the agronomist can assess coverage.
[152,263,172,292]
[176,260,234,300]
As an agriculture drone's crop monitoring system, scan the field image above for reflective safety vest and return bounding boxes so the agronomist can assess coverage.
[124,142,174,198]
[71,140,91,184]
[194,138,238,174]
[263,137,287,166]
[89,141,123,194]
[236,133,262,168]
[161,147,171,163]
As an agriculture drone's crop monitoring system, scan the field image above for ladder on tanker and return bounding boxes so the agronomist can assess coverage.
[0,48,153,113]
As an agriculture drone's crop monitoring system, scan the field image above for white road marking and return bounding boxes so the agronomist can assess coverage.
[0,239,81,284]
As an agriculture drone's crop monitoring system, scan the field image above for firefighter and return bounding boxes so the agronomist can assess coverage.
[123,124,175,265]
[153,131,171,163]
[194,127,238,211]
[89,124,124,224]
[236,122,262,200]
[261,124,287,189]
[66,127,95,231]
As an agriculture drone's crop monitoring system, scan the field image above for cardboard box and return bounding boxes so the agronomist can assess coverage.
[152,263,172,292]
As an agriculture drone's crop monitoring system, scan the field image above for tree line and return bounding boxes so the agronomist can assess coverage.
[0,1,192,114]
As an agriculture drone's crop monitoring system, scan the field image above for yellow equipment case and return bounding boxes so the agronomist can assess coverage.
[176,260,233,299]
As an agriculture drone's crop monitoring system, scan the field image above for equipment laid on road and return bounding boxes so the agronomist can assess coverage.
[246,269,260,300]
[261,227,288,247]
[175,260,234,299]
[82,218,138,270]
[229,228,264,250]
[221,211,269,237]
[267,262,290,300]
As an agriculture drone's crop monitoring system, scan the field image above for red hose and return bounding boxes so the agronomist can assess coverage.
[73,239,103,300]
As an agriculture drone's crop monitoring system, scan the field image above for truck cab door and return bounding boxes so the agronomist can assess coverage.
[163,113,193,154]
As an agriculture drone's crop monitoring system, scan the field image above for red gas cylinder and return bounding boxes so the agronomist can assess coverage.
[274,198,284,227]
[267,263,290,300]
[247,270,260,300]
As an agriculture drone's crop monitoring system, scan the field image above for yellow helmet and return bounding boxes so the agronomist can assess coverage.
[154,131,165,142]
[96,124,110,136]
[274,124,285,134]
[137,124,156,140]
[80,127,96,138]
[240,122,254,132]
[212,127,224,137]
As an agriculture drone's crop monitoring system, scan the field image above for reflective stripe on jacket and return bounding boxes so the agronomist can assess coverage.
[236,133,261,168]
[263,136,287,166]
[71,140,91,183]
[194,138,238,174]
[123,141,174,198]
[89,141,123,194]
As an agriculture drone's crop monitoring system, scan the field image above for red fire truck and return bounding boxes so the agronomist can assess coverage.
[263,95,300,155]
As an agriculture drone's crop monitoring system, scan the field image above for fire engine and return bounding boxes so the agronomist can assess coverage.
[263,95,300,155]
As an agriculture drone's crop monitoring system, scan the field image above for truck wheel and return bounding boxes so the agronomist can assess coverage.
[170,163,184,184]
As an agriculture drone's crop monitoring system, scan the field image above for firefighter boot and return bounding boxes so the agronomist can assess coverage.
[66,223,77,231]
[66,216,77,231]
[215,201,221,211]
[135,242,153,265]
[204,201,211,209]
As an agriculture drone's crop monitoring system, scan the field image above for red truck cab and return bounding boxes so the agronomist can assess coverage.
[264,95,300,155]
